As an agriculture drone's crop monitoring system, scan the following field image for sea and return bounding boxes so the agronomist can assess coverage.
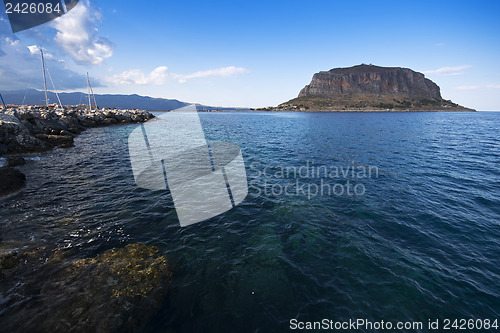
[1,111,499,332]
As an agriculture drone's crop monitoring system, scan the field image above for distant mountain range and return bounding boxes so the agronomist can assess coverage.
[1,89,245,111]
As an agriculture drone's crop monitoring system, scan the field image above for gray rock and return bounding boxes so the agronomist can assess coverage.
[6,156,25,167]
[102,117,118,125]
[0,144,8,155]
[35,134,74,148]
[0,167,26,197]
[59,130,77,137]
[0,112,47,154]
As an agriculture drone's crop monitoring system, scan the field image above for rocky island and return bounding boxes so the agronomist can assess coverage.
[267,64,475,111]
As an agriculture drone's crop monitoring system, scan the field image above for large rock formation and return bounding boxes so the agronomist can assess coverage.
[270,64,474,111]
[298,64,441,99]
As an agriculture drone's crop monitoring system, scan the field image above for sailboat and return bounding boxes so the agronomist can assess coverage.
[39,49,63,110]
[39,49,98,112]
[86,72,97,111]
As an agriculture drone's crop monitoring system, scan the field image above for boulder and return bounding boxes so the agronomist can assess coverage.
[102,117,118,125]
[59,130,77,137]
[0,144,8,155]
[0,112,47,154]
[0,167,26,197]
[6,156,25,167]
[35,134,74,148]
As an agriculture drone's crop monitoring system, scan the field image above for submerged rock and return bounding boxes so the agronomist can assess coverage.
[31,243,172,332]
[6,156,25,167]
[0,167,26,198]
[35,134,74,148]
[0,249,21,277]
[65,243,171,298]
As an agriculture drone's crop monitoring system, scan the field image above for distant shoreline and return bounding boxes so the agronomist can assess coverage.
[0,108,155,156]
[194,109,477,113]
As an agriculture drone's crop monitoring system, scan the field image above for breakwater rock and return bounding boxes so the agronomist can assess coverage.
[0,167,26,198]
[0,109,155,155]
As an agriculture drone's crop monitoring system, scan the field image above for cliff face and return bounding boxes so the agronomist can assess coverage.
[298,64,442,99]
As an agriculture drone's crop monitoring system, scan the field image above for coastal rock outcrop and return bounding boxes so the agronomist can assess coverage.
[0,112,47,153]
[0,109,155,155]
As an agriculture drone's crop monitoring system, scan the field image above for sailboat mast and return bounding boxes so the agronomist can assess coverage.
[0,92,7,110]
[40,49,49,107]
[86,72,92,110]
[87,72,97,110]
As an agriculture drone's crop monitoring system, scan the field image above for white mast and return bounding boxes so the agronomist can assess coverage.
[87,73,92,110]
[40,48,63,109]
[40,49,49,107]
[86,72,97,110]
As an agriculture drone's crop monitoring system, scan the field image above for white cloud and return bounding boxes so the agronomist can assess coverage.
[6,37,21,47]
[454,84,500,90]
[50,0,113,65]
[27,45,54,58]
[105,66,169,85]
[0,37,89,91]
[435,42,445,47]
[27,45,40,55]
[422,65,471,76]
[106,66,249,85]
[173,66,250,83]
[454,85,481,91]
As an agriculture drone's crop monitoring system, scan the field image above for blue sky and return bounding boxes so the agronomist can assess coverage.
[1,0,500,110]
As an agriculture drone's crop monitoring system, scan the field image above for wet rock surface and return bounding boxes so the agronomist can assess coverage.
[6,156,25,167]
[0,243,172,333]
[0,167,26,198]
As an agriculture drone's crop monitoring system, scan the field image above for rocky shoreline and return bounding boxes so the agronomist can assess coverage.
[0,108,154,155]
[0,108,154,198]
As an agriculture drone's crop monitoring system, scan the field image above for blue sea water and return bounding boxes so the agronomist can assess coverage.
[0,111,499,332]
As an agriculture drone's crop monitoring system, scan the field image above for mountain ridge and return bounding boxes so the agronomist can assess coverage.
[1,89,246,111]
